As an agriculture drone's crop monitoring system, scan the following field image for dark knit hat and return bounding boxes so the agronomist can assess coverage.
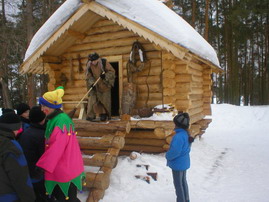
[0,112,22,131]
[173,112,190,129]
[2,108,15,114]
[29,106,46,123]
[16,103,30,115]
[88,52,100,61]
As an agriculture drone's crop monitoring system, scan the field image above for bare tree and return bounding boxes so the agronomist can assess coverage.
[0,0,12,108]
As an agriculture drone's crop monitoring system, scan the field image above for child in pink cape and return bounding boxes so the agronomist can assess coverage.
[37,86,85,201]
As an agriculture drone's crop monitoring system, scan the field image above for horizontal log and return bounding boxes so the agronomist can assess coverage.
[190,112,204,124]
[123,50,161,60]
[83,153,117,168]
[163,88,176,96]
[175,100,191,109]
[135,100,162,109]
[163,96,176,104]
[69,39,156,54]
[136,84,162,93]
[134,75,161,85]
[78,135,125,149]
[189,124,201,137]
[203,68,212,74]
[175,74,202,83]
[85,172,110,190]
[63,45,132,60]
[174,64,188,74]
[188,61,203,71]
[64,87,87,95]
[122,145,165,153]
[89,23,125,34]
[74,120,131,133]
[187,106,204,117]
[125,138,166,147]
[188,66,203,76]
[196,119,212,130]
[175,83,191,93]
[131,120,174,129]
[190,100,203,109]
[162,51,176,60]
[91,19,116,28]
[138,92,163,101]
[83,30,136,43]
[174,93,189,100]
[203,108,212,115]
[82,149,107,155]
[127,129,159,139]
[87,189,105,202]
[175,74,192,83]
[189,94,203,100]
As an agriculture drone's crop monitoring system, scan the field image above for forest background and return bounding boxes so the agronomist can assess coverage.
[0,0,268,108]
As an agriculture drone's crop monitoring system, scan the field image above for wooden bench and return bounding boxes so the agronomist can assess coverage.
[62,101,88,119]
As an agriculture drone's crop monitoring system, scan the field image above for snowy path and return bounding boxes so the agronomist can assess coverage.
[190,104,269,202]
[79,104,269,202]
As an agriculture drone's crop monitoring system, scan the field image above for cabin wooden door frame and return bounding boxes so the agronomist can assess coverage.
[103,55,123,115]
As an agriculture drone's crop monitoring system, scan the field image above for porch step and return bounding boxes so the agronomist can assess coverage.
[74,120,130,202]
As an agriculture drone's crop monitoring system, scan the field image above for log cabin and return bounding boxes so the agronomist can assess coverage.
[20,0,222,201]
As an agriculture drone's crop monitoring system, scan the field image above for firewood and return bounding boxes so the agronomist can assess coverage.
[135,175,150,184]
[136,164,149,170]
[147,172,158,181]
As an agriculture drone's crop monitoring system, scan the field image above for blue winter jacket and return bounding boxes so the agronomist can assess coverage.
[165,128,190,171]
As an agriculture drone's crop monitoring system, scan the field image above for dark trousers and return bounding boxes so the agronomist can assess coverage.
[172,170,190,202]
[33,180,50,202]
[52,183,80,202]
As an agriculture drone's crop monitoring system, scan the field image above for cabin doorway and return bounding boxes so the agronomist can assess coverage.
[110,62,119,117]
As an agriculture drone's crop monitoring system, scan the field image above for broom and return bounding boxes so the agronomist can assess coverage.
[67,72,105,118]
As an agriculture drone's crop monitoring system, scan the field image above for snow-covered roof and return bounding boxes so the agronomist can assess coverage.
[24,0,220,68]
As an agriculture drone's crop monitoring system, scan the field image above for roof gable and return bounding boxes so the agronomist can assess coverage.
[21,0,220,73]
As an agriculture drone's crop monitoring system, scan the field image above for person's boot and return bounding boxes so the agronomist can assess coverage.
[86,116,95,121]
[100,114,108,121]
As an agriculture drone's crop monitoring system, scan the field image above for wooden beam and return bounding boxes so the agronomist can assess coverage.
[67,29,86,40]
[20,3,91,74]
[41,56,62,64]
[89,2,188,60]
[82,0,94,3]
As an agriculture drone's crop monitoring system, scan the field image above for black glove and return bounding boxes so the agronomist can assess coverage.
[100,73,106,80]
[90,83,95,89]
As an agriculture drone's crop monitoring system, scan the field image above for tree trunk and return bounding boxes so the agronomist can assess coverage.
[0,0,12,108]
[26,0,36,106]
[191,0,196,28]
[204,0,210,41]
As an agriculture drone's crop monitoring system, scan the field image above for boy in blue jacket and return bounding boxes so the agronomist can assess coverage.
[166,112,193,202]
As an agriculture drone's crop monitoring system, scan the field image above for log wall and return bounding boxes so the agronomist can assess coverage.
[46,17,164,115]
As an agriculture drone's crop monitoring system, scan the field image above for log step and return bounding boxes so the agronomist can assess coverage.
[74,120,129,202]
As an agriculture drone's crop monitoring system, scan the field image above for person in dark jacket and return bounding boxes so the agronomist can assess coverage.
[166,112,192,202]
[2,108,15,114]
[19,106,48,202]
[15,103,31,140]
[0,112,35,202]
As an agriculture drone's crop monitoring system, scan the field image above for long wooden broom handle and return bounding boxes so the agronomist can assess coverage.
[74,72,105,108]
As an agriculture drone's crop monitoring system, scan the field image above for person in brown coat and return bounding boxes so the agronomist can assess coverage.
[85,52,115,121]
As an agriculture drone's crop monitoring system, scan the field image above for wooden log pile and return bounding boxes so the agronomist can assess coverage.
[74,120,129,202]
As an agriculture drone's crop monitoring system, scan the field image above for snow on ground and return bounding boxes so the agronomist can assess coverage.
[78,104,269,202]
